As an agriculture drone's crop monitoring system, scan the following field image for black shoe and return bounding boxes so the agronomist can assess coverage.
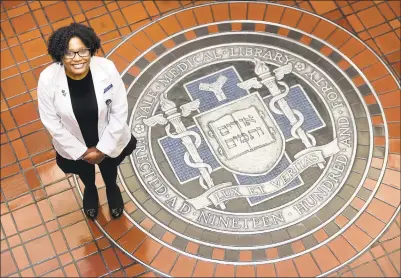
[106,185,124,219]
[83,187,99,220]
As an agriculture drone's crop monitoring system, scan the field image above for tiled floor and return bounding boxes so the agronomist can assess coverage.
[1,1,400,277]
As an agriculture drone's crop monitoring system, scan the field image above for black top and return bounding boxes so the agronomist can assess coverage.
[67,70,99,148]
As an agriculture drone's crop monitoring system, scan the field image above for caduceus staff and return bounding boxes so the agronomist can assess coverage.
[238,58,324,169]
[143,91,227,209]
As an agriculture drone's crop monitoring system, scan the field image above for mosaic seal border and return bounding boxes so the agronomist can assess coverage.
[123,31,370,247]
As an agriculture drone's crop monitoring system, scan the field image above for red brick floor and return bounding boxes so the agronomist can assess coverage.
[1,1,400,277]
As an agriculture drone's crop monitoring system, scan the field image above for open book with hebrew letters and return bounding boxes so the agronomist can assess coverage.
[208,106,275,159]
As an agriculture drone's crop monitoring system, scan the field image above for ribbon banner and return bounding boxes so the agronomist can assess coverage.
[187,139,340,209]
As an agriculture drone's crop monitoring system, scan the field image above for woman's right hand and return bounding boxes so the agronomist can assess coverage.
[83,147,97,157]
[83,147,105,164]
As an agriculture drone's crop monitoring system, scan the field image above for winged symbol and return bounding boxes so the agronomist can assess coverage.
[273,63,293,80]
[237,77,263,90]
[199,75,228,101]
[180,99,200,117]
[143,114,168,127]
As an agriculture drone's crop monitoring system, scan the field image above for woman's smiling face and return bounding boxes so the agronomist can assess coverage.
[63,37,91,80]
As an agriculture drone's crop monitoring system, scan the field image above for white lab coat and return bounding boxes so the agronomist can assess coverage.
[37,56,131,161]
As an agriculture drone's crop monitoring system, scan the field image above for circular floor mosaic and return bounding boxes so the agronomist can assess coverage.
[76,2,400,276]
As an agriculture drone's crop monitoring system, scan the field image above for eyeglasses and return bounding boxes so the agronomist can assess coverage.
[64,48,90,59]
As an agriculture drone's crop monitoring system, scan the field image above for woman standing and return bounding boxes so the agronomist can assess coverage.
[38,23,136,220]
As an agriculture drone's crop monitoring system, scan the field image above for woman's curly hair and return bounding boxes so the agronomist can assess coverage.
[47,23,101,64]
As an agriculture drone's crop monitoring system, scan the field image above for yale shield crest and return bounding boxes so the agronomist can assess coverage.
[194,93,285,175]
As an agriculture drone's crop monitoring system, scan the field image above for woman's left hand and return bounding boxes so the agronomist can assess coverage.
[83,148,105,164]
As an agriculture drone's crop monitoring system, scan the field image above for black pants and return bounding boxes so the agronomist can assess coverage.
[56,135,137,190]
[72,157,119,191]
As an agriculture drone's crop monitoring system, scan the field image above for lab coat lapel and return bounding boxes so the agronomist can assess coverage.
[53,65,79,126]
[90,57,110,119]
